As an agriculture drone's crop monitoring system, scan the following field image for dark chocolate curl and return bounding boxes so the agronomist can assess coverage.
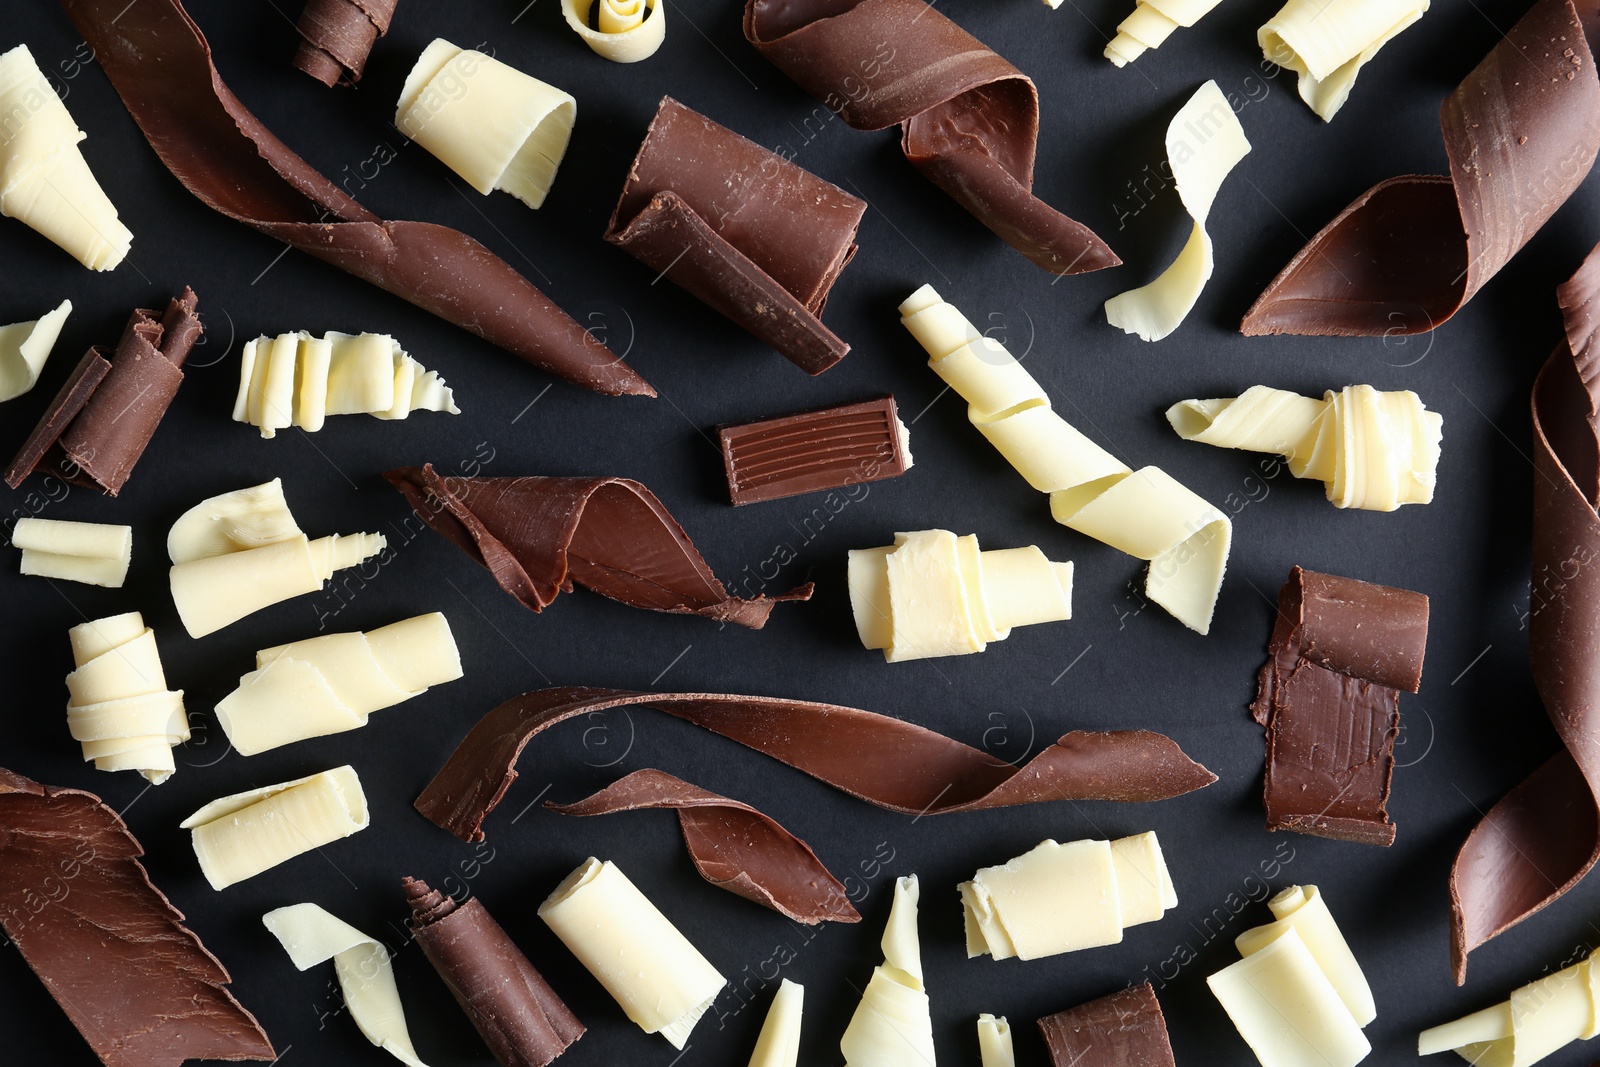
[415,687,1218,842]
[404,877,584,1067]
[60,0,653,398]
[384,464,811,628]
[1449,240,1600,983]
[1242,0,1600,337]
[546,768,860,924]
[293,0,397,86]
[1037,983,1176,1067]
[744,0,1118,275]
[0,767,275,1067]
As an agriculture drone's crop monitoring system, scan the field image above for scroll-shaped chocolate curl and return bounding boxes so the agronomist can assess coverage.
[294,0,397,86]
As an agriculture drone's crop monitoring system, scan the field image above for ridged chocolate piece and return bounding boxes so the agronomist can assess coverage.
[1037,984,1175,1067]
[0,767,275,1067]
[718,395,909,505]
[293,0,397,86]
[404,877,583,1067]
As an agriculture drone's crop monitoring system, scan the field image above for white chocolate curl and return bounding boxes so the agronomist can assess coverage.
[1419,947,1600,1066]
[166,479,386,638]
[233,330,458,439]
[0,45,131,269]
[1167,383,1443,511]
[901,284,1232,634]
[1105,81,1250,342]
[0,298,70,401]
[978,1014,1014,1067]
[841,875,933,1067]
[396,39,576,210]
[1260,0,1430,121]
[263,903,430,1067]
[563,0,665,62]
[16,516,131,587]
[65,612,187,784]
[847,529,1072,662]
[1103,0,1226,66]
[747,979,803,1067]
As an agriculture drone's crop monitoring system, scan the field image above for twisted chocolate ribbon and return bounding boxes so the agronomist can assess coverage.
[293,0,397,86]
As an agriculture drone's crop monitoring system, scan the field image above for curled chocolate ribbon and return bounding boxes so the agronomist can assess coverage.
[743,0,1118,276]
[1448,241,1600,983]
[1242,0,1600,337]
[293,0,398,86]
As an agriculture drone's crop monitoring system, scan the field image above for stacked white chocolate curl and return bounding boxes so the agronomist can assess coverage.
[65,612,187,784]
[562,0,665,62]
[17,517,131,587]
[182,766,370,890]
[1420,947,1600,1066]
[1102,0,1225,66]
[1260,0,1431,121]
[841,875,934,1067]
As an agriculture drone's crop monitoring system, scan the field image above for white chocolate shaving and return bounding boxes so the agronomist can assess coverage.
[539,857,726,1048]
[263,904,429,1067]
[0,46,131,270]
[900,285,1231,633]
[563,0,666,62]
[1168,383,1443,511]
[1260,0,1429,121]
[1237,886,1375,1027]
[847,529,1072,662]
[0,298,70,401]
[747,979,803,1067]
[841,875,933,1067]
[1419,948,1600,1066]
[396,40,576,210]
[1105,81,1250,342]
[181,765,369,890]
[64,612,187,784]
[15,516,131,587]
[977,1014,1014,1067]
[1103,0,1226,66]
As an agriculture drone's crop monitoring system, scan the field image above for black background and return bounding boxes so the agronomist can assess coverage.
[4,0,1598,1065]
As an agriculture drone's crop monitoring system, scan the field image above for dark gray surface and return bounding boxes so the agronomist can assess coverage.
[2,0,1597,1064]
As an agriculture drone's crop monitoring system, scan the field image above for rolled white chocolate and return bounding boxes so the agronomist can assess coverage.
[901,285,1230,634]
[167,478,305,562]
[65,612,187,783]
[1260,0,1429,121]
[263,903,429,1067]
[539,857,725,1048]
[841,875,933,1067]
[562,0,665,62]
[0,298,70,401]
[181,765,369,890]
[16,516,131,587]
[0,45,131,270]
[977,1014,1014,1067]
[1236,886,1375,1027]
[747,979,803,1067]
[1418,947,1600,1065]
[1105,81,1250,342]
[1104,0,1226,66]
[396,40,576,210]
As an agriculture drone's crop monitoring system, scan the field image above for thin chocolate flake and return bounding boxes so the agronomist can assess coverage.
[1037,983,1176,1067]
[293,0,398,86]
[718,395,910,505]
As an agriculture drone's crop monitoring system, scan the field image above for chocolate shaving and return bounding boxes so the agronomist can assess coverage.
[546,768,860,924]
[415,686,1218,843]
[1449,240,1600,983]
[1241,0,1600,337]
[60,0,652,398]
[1252,566,1429,847]
[743,0,1118,276]
[293,0,397,86]
[607,97,865,375]
[1037,983,1176,1067]
[6,288,201,496]
[404,877,583,1067]
[384,463,811,629]
[719,395,910,505]
[0,767,275,1067]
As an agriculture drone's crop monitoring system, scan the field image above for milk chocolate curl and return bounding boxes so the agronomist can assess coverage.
[1252,566,1429,847]
[547,768,860,924]
[0,767,275,1067]
[1449,239,1600,984]
[60,0,652,398]
[719,396,911,505]
[606,98,864,374]
[743,0,1118,276]
[294,0,397,86]
[1037,983,1176,1067]
[5,288,201,496]
[1242,0,1600,337]
[404,877,583,1067]
[415,687,1217,842]
[384,464,811,628]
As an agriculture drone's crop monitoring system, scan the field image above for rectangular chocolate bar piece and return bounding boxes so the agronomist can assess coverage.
[718,396,911,506]
[1037,983,1175,1067]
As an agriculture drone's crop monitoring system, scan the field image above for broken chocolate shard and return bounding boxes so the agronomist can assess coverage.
[719,395,911,505]
[606,97,864,374]
[1241,0,1600,337]
[1037,983,1176,1067]
[405,877,584,1067]
[744,0,1118,276]
[294,0,397,86]
[0,766,275,1067]
[1252,566,1429,847]
[384,464,811,628]
[416,687,1217,842]
[547,768,860,924]
[60,0,652,398]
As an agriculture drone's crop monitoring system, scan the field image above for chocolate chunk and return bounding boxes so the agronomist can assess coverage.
[1449,239,1600,984]
[0,767,275,1067]
[718,395,910,505]
[384,463,812,628]
[546,768,860,924]
[415,687,1217,842]
[1252,566,1429,847]
[1037,983,1176,1067]
[1242,0,1600,337]
[606,98,865,374]
[404,877,584,1067]
[293,0,397,86]
[60,0,653,398]
[744,0,1119,276]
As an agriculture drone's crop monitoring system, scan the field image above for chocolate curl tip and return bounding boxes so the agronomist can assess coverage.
[293,0,398,86]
